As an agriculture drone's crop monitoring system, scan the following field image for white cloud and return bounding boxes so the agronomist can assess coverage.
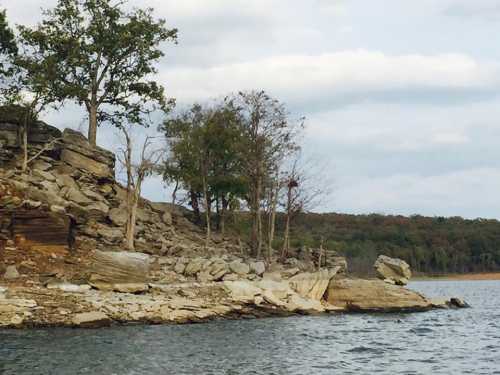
[163,50,500,108]
[334,168,500,219]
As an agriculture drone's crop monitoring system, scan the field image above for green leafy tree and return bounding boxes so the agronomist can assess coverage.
[1,10,63,171]
[0,9,17,94]
[19,0,177,146]
[160,101,248,243]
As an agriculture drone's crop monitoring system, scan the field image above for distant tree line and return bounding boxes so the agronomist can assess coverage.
[238,212,500,275]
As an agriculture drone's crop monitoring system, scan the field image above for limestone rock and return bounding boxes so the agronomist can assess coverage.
[286,294,325,314]
[224,280,262,303]
[61,129,115,178]
[46,282,91,293]
[288,268,338,301]
[108,207,128,227]
[3,265,20,279]
[111,283,149,293]
[162,211,173,226]
[209,260,229,280]
[65,187,92,205]
[97,226,123,243]
[174,260,187,275]
[325,278,431,312]
[229,260,250,275]
[281,267,300,279]
[374,255,412,285]
[184,258,205,276]
[33,169,56,182]
[330,257,348,274]
[72,311,112,328]
[89,250,151,284]
[249,261,266,276]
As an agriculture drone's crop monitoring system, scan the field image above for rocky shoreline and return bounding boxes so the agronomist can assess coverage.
[0,113,469,329]
[0,269,468,329]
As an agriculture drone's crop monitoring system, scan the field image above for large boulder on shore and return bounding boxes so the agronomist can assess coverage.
[288,268,339,301]
[89,250,151,286]
[374,255,412,285]
[325,278,431,312]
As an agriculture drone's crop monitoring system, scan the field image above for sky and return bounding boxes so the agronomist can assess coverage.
[2,0,500,219]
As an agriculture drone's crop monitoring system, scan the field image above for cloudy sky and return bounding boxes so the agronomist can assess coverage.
[3,0,500,219]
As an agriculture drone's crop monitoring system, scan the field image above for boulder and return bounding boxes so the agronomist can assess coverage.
[286,294,325,314]
[288,268,338,301]
[174,260,187,275]
[65,187,92,205]
[162,211,173,226]
[89,250,151,284]
[184,258,205,276]
[249,261,266,276]
[97,226,124,243]
[108,207,128,227]
[3,265,20,279]
[325,278,431,312]
[61,129,115,178]
[61,149,112,179]
[374,255,412,285]
[330,257,348,274]
[209,260,229,280]
[229,260,250,276]
[224,280,262,303]
[72,311,112,328]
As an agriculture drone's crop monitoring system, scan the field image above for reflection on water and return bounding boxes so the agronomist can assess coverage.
[1,280,499,375]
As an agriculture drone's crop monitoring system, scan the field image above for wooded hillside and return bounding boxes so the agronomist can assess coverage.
[229,212,500,275]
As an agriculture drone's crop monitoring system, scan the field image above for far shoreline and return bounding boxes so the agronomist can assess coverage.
[412,273,500,281]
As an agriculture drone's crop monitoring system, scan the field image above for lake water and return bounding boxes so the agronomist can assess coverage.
[1,280,499,375]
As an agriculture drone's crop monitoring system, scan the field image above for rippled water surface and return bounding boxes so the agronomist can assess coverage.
[1,280,500,375]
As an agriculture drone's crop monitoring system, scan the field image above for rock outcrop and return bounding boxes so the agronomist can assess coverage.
[88,250,151,290]
[325,278,431,312]
[374,255,412,285]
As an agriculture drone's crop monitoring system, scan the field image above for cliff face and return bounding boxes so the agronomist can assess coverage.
[0,113,244,280]
[1,123,163,252]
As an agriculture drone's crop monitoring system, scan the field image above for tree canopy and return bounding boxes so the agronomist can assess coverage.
[18,0,178,146]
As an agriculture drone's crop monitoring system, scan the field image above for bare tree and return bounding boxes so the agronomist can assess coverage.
[231,90,303,258]
[117,126,163,250]
[280,154,333,260]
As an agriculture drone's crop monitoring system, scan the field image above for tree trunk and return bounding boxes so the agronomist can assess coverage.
[190,190,201,223]
[202,175,211,247]
[88,103,98,147]
[125,190,138,251]
[318,237,324,271]
[220,194,228,236]
[267,178,278,261]
[281,185,292,260]
[171,179,179,206]
[253,175,263,258]
[21,112,29,172]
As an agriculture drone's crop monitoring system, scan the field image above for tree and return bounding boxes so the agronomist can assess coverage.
[1,11,63,172]
[230,90,302,258]
[19,0,177,146]
[280,155,332,260]
[160,101,247,244]
[0,9,17,95]
[117,125,163,250]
